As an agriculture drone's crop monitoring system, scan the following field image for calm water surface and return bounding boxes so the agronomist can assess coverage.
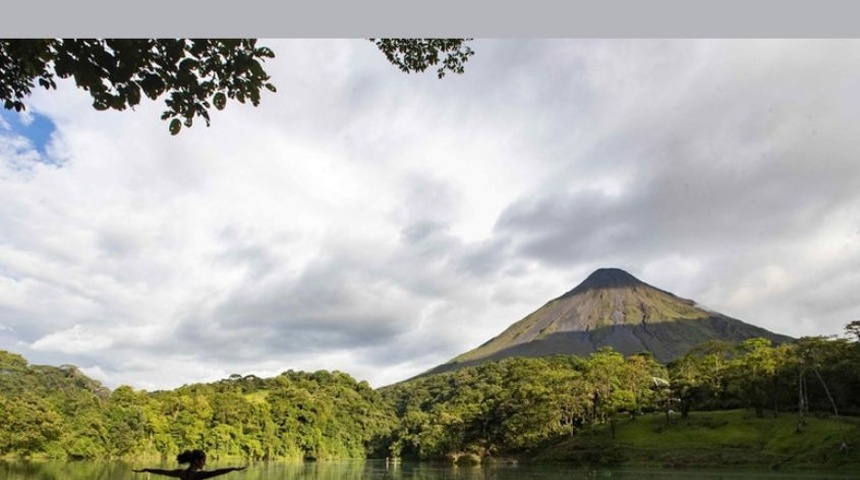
[0,460,856,480]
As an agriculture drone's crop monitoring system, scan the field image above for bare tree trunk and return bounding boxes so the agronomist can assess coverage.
[811,367,839,417]
[811,366,848,448]
[796,368,806,433]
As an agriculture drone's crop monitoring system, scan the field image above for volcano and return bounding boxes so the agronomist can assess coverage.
[427,268,792,374]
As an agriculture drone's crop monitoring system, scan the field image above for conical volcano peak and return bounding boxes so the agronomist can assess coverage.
[564,268,646,296]
[421,267,794,378]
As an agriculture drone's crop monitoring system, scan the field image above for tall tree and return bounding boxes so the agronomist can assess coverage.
[728,338,778,418]
[845,320,860,342]
[0,39,473,135]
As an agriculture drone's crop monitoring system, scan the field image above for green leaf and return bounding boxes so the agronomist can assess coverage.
[213,92,226,110]
[139,74,165,99]
[169,118,181,135]
[128,83,140,107]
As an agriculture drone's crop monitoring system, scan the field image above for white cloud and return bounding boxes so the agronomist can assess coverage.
[32,324,114,354]
[1,39,859,389]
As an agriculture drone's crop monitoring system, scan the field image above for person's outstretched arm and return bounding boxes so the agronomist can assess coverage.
[132,468,184,477]
[196,467,247,479]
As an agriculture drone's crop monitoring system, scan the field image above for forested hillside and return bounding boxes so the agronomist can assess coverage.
[2,327,860,465]
[380,335,860,462]
[0,350,395,460]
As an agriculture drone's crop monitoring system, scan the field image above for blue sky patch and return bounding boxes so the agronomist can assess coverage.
[0,109,58,162]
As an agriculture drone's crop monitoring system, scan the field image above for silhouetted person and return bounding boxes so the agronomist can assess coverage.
[134,449,246,479]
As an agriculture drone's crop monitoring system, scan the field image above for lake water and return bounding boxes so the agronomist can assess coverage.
[0,459,856,480]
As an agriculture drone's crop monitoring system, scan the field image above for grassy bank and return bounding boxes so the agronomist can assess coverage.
[531,409,860,470]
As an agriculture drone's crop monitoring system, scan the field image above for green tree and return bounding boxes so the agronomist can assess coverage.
[621,352,667,418]
[1,39,473,135]
[585,348,627,427]
[58,389,108,459]
[497,359,574,449]
[104,385,149,457]
[789,336,855,425]
[845,320,860,342]
[370,39,474,78]
[687,340,736,409]
[668,353,706,418]
[0,393,63,456]
[727,338,779,418]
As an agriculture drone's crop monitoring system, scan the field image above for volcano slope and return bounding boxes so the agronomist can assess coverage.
[427,268,792,375]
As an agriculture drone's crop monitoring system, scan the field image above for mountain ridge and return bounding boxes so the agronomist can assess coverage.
[425,268,792,375]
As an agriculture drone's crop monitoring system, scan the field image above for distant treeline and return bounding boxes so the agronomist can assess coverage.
[2,329,859,462]
[0,352,393,461]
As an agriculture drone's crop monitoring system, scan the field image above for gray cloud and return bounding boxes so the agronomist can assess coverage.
[2,39,859,390]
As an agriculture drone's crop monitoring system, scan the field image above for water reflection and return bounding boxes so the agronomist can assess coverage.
[0,460,856,480]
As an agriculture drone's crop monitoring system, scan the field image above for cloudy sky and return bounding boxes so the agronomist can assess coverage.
[2,39,860,391]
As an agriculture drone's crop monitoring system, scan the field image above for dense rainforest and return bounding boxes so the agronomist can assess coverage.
[0,355,394,461]
[2,328,860,464]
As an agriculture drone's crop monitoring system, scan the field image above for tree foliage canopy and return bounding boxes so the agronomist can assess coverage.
[0,38,473,135]
[370,38,473,78]
[4,323,860,462]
